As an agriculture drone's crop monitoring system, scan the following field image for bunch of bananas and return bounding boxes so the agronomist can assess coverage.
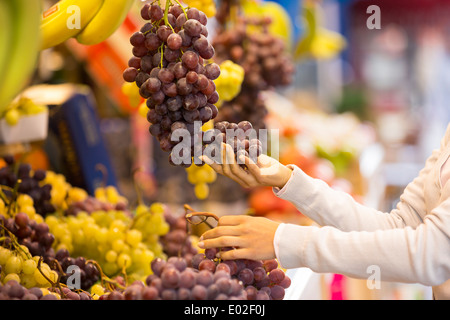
[40,0,135,50]
[0,0,41,115]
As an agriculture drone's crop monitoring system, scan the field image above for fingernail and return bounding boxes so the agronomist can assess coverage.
[197,241,204,249]
[215,252,221,259]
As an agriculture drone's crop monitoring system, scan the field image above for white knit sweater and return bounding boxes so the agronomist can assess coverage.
[273,124,450,300]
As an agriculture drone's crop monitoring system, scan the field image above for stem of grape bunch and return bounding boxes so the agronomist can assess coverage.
[87,259,126,292]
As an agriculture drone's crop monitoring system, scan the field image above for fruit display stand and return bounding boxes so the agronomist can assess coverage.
[3,0,415,303]
[0,0,311,302]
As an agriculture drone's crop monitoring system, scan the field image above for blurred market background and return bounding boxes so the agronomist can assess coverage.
[1,0,449,300]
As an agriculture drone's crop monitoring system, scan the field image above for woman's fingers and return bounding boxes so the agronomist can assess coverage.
[200,155,223,175]
[217,248,252,261]
[199,235,244,250]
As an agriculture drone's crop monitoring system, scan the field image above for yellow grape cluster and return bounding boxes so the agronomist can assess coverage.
[183,0,217,17]
[0,246,56,288]
[1,97,47,126]
[94,186,128,206]
[186,164,217,200]
[214,60,245,106]
[45,202,170,283]
[40,171,89,211]
[0,194,44,224]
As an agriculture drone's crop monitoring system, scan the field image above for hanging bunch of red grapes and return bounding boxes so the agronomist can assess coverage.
[123,1,267,167]
[213,3,295,130]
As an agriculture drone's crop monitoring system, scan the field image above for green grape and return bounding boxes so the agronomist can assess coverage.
[126,230,143,248]
[3,273,21,284]
[22,259,37,275]
[105,250,118,263]
[5,255,23,274]
[117,253,132,269]
[0,247,12,265]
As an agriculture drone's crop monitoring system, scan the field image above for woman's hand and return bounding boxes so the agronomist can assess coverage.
[198,215,281,261]
[200,143,293,189]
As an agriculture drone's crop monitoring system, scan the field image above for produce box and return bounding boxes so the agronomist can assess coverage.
[23,84,118,194]
[0,109,48,144]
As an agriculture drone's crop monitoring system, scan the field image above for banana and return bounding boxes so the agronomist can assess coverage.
[0,0,41,114]
[76,0,135,45]
[40,0,105,50]
[295,2,346,60]
[242,0,294,50]
[0,0,13,98]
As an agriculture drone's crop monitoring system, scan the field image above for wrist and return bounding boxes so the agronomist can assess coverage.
[275,165,293,189]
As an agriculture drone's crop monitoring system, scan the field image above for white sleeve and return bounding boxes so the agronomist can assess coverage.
[273,145,441,232]
[273,193,450,286]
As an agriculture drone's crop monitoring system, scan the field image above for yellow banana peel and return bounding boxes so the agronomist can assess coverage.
[241,0,294,50]
[40,0,105,50]
[295,2,346,60]
[76,0,136,45]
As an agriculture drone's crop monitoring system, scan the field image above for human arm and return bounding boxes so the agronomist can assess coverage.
[199,184,450,286]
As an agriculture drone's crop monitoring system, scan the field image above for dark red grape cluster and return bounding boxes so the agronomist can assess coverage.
[100,256,246,300]
[0,156,55,216]
[213,16,294,91]
[54,248,100,291]
[214,88,268,131]
[210,120,263,164]
[212,16,294,131]
[65,196,129,217]
[47,286,93,300]
[161,211,198,264]
[0,280,92,300]
[192,248,291,300]
[123,3,221,166]
[0,213,55,264]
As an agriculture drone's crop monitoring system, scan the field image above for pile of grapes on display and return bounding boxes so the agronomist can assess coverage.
[45,202,170,283]
[100,256,247,300]
[0,280,92,300]
[1,212,56,265]
[123,2,221,166]
[0,156,55,216]
[161,209,198,264]
[192,248,291,300]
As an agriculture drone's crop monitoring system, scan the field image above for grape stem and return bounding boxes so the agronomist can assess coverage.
[184,204,219,229]
[163,0,176,34]
[87,259,126,292]
[172,0,188,20]
[0,223,32,260]
[37,256,67,299]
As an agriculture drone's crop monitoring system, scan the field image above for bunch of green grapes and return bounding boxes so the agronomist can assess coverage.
[94,185,128,208]
[45,202,171,283]
[0,245,57,288]
[40,170,90,212]
[186,164,217,200]
[0,194,45,225]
